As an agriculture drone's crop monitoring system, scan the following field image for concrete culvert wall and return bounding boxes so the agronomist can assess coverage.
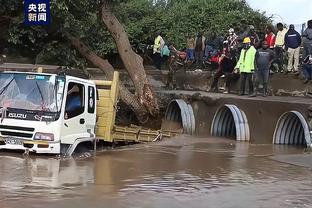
[164,99,195,135]
[211,105,250,141]
[273,111,311,146]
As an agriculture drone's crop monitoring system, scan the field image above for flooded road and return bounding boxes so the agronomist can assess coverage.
[1,136,312,208]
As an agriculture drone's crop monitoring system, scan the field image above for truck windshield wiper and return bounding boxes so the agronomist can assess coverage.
[0,76,15,97]
[35,80,47,111]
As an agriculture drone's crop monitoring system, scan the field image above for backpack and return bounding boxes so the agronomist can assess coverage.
[161,45,170,57]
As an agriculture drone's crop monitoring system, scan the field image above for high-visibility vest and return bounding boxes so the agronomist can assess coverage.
[235,46,257,73]
[153,35,161,54]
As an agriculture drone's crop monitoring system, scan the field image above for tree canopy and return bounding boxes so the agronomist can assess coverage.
[0,0,271,67]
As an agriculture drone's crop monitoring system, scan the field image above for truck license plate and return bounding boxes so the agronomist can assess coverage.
[4,138,24,145]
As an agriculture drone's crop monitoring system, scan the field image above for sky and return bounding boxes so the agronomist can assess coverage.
[246,0,311,25]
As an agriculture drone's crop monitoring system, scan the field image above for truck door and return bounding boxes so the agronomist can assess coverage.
[85,85,96,135]
[61,81,90,144]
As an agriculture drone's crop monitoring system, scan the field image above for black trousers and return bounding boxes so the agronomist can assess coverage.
[274,47,284,70]
[153,53,162,70]
[239,72,253,94]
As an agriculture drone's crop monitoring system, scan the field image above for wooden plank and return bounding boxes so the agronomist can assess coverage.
[98,90,111,98]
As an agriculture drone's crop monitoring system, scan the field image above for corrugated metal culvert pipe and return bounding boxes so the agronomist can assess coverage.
[211,104,250,141]
[273,111,311,147]
[165,99,195,135]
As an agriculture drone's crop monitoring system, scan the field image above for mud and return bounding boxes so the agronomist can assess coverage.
[1,136,312,208]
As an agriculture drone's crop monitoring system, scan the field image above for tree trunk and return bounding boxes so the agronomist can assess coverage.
[67,34,149,122]
[101,1,159,117]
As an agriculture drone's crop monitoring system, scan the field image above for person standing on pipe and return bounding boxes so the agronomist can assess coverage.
[250,41,275,97]
[234,37,257,96]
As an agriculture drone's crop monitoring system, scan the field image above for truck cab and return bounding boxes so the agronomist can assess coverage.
[0,71,97,155]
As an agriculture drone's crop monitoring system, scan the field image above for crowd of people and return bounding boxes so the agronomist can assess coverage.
[153,19,312,96]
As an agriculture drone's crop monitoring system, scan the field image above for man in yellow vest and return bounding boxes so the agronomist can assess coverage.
[235,37,257,96]
[153,31,165,70]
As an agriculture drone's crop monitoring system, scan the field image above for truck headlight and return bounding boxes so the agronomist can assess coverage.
[34,133,54,141]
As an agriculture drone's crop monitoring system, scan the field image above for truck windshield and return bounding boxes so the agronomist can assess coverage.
[0,73,65,112]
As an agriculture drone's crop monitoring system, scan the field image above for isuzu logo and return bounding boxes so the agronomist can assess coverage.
[8,113,27,119]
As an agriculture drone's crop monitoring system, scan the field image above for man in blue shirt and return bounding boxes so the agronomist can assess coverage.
[285,24,302,73]
[251,41,275,97]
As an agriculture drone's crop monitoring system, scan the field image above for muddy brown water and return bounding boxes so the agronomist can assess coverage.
[1,136,312,208]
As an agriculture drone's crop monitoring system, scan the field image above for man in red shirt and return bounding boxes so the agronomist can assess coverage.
[265,26,276,49]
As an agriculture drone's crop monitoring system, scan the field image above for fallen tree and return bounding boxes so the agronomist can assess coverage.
[67,34,149,122]
[101,1,159,118]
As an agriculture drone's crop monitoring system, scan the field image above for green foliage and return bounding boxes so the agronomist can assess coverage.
[0,0,271,66]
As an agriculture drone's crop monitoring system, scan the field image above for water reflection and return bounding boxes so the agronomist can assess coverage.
[0,154,94,200]
[0,137,312,208]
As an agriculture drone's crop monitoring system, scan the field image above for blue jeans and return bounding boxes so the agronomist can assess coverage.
[302,64,312,80]
[186,49,194,61]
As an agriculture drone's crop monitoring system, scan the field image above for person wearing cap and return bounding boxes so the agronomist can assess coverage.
[251,41,275,97]
[235,37,257,96]
[226,28,239,58]
[275,23,288,72]
[285,24,302,73]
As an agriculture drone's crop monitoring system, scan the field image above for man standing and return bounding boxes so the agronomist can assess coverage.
[194,32,206,67]
[275,23,287,72]
[153,31,165,70]
[251,41,275,97]
[285,24,302,73]
[235,37,257,96]
[302,53,312,83]
[302,20,312,59]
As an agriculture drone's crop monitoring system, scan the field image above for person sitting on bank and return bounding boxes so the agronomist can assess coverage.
[302,53,312,84]
[235,37,257,96]
[251,41,275,97]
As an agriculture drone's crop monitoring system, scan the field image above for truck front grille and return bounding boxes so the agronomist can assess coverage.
[0,125,35,132]
[0,131,33,138]
[0,125,34,138]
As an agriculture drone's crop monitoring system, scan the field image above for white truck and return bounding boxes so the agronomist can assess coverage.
[0,69,170,156]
